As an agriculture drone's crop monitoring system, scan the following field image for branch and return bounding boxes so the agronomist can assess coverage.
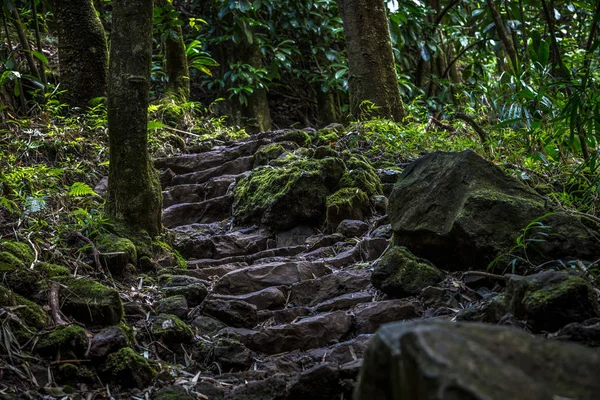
[49,282,67,326]
[450,113,488,143]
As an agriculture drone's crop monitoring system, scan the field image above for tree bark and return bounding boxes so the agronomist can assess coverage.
[338,0,404,121]
[54,0,107,107]
[487,0,519,70]
[107,0,162,237]
[158,0,190,99]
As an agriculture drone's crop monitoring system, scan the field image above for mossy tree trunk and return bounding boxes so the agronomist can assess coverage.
[338,0,404,121]
[107,0,162,237]
[54,0,108,107]
[158,0,190,99]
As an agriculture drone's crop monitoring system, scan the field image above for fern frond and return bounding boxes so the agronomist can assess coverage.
[68,182,99,197]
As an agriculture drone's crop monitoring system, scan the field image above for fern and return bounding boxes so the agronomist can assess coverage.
[68,182,99,197]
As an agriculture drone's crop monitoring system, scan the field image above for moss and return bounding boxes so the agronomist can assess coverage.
[312,126,344,146]
[277,130,312,147]
[0,252,24,269]
[152,240,187,269]
[372,246,444,297]
[0,262,40,297]
[55,276,124,326]
[314,145,338,159]
[118,321,135,346]
[339,155,382,196]
[254,143,287,166]
[0,285,48,328]
[152,314,193,343]
[37,325,87,355]
[523,274,592,309]
[104,347,155,388]
[36,262,70,277]
[99,234,138,264]
[326,187,370,230]
[0,241,34,267]
[154,386,195,400]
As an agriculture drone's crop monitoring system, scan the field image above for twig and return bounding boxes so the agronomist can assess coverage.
[72,232,102,271]
[26,232,38,269]
[461,271,508,281]
[164,126,203,138]
[49,282,67,326]
[450,113,488,143]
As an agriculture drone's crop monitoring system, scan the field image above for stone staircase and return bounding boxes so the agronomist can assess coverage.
[152,130,420,399]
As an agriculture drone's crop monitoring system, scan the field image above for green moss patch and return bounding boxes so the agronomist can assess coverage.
[36,262,70,277]
[0,285,48,328]
[0,241,34,267]
[0,262,40,297]
[326,187,370,230]
[275,130,312,147]
[36,325,87,357]
[151,314,193,344]
[103,347,156,388]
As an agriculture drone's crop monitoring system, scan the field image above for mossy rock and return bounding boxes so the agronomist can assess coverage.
[156,295,188,319]
[312,125,344,146]
[103,347,156,388]
[314,145,338,159]
[326,187,370,231]
[0,261,41,297]
[253,142,298,167]
[233,157,345,230]
[36,262,70,277]
[0,241,34,267]
[0,285,48,328]
[0,251,24,269]
[162,283,207,307]
[339,155,382,197]
[36,325,87,357]
[372,246,444,298]
[275,130,312,147]
[151,313,193,344]
[505,271,600,333]
[153,386,196,400]
[107,219,153,259]
[55,276,124,327]
[152,240,187,269]
[98,234,138,275]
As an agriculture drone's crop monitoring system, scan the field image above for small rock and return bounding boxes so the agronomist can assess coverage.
[36,325,87,358]
[156,295,189,319]
[196,337,253,371]
[314,292,373,312]
[162,283,208,307]
[289,270,370,307]
[212,287,287,311]
[553,318,600,347]
[370,195,388,214]
[353,300,421,334]
[336,220,369,238]
[190,315,227,334]
[285,363,340,400]
[202,299,258,328]
[88,327,129,358]
[372,246,444,298]
[151,314,194,343]
[103,347,155,389]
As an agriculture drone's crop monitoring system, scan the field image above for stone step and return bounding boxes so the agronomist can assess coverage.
[171,156,253,185]
[214,261,332,296]
[288,269,371,307]
[162,175,237,207]
[162,194,233,228]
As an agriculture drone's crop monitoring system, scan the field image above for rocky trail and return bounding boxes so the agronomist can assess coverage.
[2,127,600,399]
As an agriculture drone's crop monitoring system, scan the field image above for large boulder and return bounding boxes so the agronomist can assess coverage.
[233,157,345,230]
[354,320,600,400]
[388,150,600,271]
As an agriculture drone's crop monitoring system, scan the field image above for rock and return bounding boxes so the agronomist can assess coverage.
[183,262,246,280]
[389,150,576,271]
[553,318,600,347]
[191,315,227,334]
[253,142,298,167]
[211,227,272,259]
[358,237,389,261]
[372,246,444,298]
[308,335,371,366]
[212,287,287,311]
[88,326,130,358]
[172,156,254,185]
[226,374,287,400]
[505,271,599,332]
[0,260,41,297]
[371,195,388,214]
[455,294,507,324]
[326,187,370,231]
[258,307,313,325]
[289,270,370,307]
[314,292,373,312]
[353,300,421,334]
[162,175,237,207]
[103,347,155,389]
[285,363,340,400]
[153,386,195,400]
[249,311,352,354]
[36,325,87,358]
[419,286,459,309]
[214,261,331,296]
[354,320,600,400]
[202,299,258,328]
[233,157,345,230]
[35,262,70,278]
[98,235,137,276]
[151,314,194,343]
[156,295,189,319]
[162,282,207,307]
[274,130,312,146]
[123,301,146,322]
[56,276,123,327]
[0,286,47,331]
[371,223,392,239]
[336,220,369,238]
[196,337,253,371]
[0,241,34,266]
[162,194,233,228]
[339,156,382,197]
[275,225,316,247]
[159,168,175,189]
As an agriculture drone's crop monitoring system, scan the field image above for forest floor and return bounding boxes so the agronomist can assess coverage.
[1,111,599,399]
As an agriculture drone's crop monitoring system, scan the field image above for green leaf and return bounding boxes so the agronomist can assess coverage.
[148,120,167,130]
[68,182,99,197]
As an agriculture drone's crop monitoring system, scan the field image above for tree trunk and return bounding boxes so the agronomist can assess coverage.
[338,0,404,121]
[487,0,518,70]
[54,0,107,107]
[107,0,162,236]
[10,7,40,82]
[158,0,190,99]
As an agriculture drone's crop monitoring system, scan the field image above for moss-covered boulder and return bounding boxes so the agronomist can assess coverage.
[340,156,382,197]
[233,157,345,230]
[388,150,597,271]
[98,234,138,276]
[274,130,312,147]
[253,142,299,167]
[311,125,344,146]
[372,246,444,298]
[156,295,188,319]
[0,261,41,297]
[36,325,87,358]
[0,241,34,267]
[0,285,48,329]
[151,314,193,343]
[55,276,124,327]
[103,347,156,388]
[326,187,370,231]
[505,271,599,332]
